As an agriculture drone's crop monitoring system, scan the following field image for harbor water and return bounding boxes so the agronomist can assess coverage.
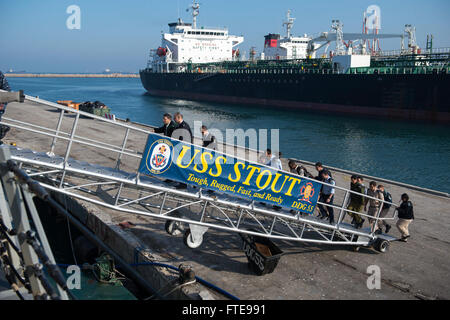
[7,77,450,194]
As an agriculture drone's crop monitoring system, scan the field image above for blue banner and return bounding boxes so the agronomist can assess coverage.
[138,134,321,214]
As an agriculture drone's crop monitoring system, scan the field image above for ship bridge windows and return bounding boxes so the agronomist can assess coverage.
[185,31,226,36]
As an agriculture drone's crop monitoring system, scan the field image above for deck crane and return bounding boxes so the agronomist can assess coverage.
[307,20,404,57]
[402,24,419,54]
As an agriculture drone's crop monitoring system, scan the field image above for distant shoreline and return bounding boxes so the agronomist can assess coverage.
[5,73,139,78]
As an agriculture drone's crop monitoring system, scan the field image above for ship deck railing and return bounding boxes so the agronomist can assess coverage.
[348,66,449,75]
[147,47,450,76]
[375,47,450,57]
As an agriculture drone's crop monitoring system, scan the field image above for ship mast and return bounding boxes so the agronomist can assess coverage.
[331,20,345,55]
[189,0,200,29]
[283,10,295,39]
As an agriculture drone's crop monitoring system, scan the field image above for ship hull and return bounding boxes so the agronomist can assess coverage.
[139,70,450,123]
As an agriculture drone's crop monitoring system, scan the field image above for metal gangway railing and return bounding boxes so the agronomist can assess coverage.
[0,89,398,253]
[0,150,73,300]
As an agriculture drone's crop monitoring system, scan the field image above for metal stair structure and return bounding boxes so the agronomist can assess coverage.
[0,150,72,300]
[0,90,397,252]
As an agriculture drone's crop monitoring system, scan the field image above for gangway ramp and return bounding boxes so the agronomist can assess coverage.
[0,91,397,252]
[3,144,394,249]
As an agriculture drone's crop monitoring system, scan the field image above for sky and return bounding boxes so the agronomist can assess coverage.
[0,0,449,73]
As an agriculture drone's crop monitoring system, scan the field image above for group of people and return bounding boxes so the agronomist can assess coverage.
[346,174,414,242]
[288,160,414,242]
[152,112,415,242]
[153,112,216,150]
[152,112,216,189]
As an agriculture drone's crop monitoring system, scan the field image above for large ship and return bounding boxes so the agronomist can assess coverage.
[140,2,450,123]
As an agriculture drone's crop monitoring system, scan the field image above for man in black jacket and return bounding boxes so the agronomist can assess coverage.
[288,160,313,178]
[347,175,365,229]
[173,112,193,144]
[201,125,216,150]
[396,193,414,242]
[173,112,192,189]
[153,113,176,137]
[314,162,332,181]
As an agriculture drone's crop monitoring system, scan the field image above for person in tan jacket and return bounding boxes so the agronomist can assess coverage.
[364,181,384,233]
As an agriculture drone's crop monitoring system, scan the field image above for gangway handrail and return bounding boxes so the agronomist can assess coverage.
[16,153,390,230]
[2,119,143,159]
[10,149,396,243]
[3,117,138,155]
[21,93,153,135]
[1,91,398,209]
[1,112,396,209]
[120,116,448,199]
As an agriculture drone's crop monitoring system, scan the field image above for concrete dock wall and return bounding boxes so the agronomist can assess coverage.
[50,190,211,300]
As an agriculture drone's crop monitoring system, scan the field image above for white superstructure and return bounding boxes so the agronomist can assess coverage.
[151,1,243,72]
[263,11,314,60]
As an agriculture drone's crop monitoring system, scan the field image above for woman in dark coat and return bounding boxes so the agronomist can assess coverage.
[396,193,414,242]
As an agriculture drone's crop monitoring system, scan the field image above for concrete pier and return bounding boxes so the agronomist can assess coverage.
[1,99,449,300]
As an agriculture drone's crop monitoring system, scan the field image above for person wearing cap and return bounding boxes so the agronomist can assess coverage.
[396,193,414,242]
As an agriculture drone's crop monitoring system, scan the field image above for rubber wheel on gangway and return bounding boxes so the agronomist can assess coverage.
[351,235,360,252]
[374,238,390,253]
[183,229,203,249]
[165,220,183,236]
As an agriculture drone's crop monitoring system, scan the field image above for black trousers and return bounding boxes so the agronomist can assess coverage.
[318,194,334,222]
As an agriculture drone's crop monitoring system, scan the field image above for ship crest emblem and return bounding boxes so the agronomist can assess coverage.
[299,182,315,203]
[147,140,173,174]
